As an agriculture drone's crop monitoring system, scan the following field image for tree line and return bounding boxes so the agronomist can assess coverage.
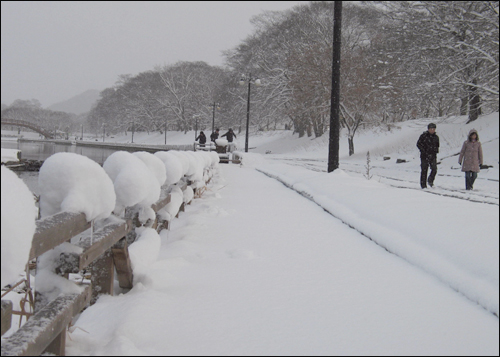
[3,2,498,155]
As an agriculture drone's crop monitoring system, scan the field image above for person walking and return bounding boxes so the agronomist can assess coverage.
[416,123,440,189]
[221,128,236,143]
[458,129,483,190]
[221,128,237,153]
[210,129,219,142]
[195,131,207,147]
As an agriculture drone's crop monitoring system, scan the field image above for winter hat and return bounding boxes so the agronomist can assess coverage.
[468,129,479,141]
[428,123,436,129]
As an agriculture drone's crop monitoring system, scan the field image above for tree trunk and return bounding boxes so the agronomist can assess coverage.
[348,136,354,156]
[460,96,468,116]
[306,124,312,137]
[467,82,481,123]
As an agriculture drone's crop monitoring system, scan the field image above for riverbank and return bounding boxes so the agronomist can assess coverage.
[17,137,194,152]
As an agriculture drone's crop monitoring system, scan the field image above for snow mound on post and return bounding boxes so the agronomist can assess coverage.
[209,151,220,167]
[1,166,37,287]
[154,151,184,186]
[133,151,167,187]
[167,151,190,177]
[38,153,116,220]
[158,186,184,222]
[183,186,194,203]
[215,138,228,146]
[128,227,161,284]
[186,152,204,183]
[103,151,161,215]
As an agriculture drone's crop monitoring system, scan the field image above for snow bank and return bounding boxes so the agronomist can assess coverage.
[38,153,116,221]
[103,151,161,215]
[1,166,37,287]
[257,162,499,316]
[1,148,20,163]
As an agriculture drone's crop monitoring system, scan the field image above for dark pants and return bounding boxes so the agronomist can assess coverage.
[420,156,437,188]
[465,171,478,190]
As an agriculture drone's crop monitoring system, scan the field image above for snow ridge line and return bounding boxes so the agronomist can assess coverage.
[255,167,499,318]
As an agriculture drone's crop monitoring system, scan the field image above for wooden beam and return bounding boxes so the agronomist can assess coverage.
[0,285,91,356]
[151,194,171,213]
[112,239,133,289]
[89,251,114,305]
[1,300,12,337]
[77,221,131,269]
[56,220,132,274]
[30,212,90,261]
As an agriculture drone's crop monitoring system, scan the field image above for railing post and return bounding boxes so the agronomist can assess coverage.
[89,250,114,305]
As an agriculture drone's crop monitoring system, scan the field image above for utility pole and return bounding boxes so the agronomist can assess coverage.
[328,1,342,173]
[245,78,251,153]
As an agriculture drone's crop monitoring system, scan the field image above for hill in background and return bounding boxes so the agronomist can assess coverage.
[47,89,100,115]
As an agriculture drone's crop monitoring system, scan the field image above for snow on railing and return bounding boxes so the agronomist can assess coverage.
[1,169,215,356]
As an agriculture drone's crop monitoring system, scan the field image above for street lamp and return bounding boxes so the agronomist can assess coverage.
[239,73,261,152]
[209,102,220,135]
[102,123,106,142]
[164,118,167,145]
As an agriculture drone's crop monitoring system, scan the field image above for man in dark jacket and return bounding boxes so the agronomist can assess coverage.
[210,129,219,142]
[221,128,236,143]
[417,123,440,189]
[195,131,207,147]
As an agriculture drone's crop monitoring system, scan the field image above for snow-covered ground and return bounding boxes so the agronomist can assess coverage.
[2,113,499,355]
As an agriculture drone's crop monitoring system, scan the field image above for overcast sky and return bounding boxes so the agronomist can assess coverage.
[1,1,309,108]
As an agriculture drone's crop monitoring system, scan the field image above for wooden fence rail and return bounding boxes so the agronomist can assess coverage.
[1,175,208,355]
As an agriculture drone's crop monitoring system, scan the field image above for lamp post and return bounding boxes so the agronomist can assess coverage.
[239,73,261,152]
[102,123,106,142]
[164,118,167,145]
[209,102,220,135]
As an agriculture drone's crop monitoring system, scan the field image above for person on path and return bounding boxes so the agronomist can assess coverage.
[458,129,483,190]
[416,123,440,189]
[195,131,207,147]
[210,129,219,143]
[221,128,237,153]
[221,128,236,143]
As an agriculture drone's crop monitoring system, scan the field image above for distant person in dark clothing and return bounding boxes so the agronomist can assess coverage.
[221,128,236,143]
[196,131,206,147]
[417,123,440,189]
[210,129,219,142]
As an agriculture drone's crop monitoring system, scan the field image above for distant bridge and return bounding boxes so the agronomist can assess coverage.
[1,118,54,138]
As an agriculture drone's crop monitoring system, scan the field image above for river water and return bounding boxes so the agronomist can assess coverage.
[1,140,122,164]
[1,139,133,195]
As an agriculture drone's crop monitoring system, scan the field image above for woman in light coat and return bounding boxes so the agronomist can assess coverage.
[458,129,483,190]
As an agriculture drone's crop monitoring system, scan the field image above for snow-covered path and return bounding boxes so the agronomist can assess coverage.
[67,164,498,356]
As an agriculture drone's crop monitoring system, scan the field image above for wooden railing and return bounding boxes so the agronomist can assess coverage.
[1,175,209,356]
[194,143,241,164]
